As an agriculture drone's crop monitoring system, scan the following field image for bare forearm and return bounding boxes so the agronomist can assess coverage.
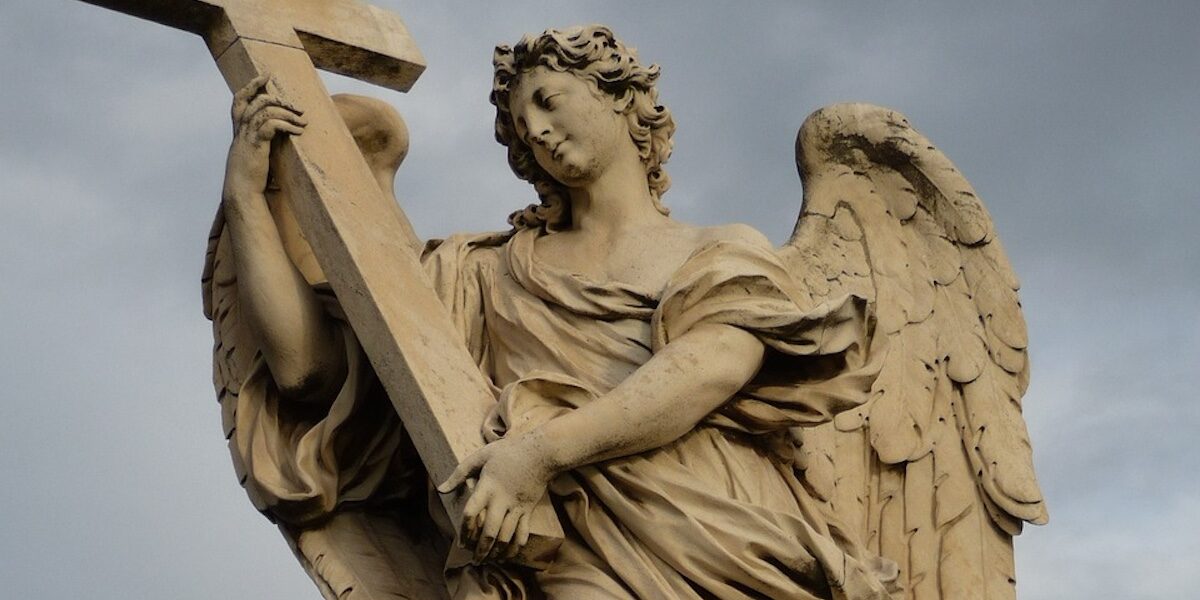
[223,191,345,400]
[535,324,765,472]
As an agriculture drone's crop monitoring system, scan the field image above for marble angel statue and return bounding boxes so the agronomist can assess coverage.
[202,25,1047,600]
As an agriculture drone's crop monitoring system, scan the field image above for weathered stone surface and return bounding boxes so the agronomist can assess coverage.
[73,5,1047,597]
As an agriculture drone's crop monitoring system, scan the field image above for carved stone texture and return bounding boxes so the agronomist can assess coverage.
[209,23,1046,600]
[787,103,1047,599]
[73,3,1047,596]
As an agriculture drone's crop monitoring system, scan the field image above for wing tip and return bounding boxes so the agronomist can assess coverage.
[797,102,914,179]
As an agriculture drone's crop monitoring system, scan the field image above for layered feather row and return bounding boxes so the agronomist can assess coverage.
[784,103,1047,599]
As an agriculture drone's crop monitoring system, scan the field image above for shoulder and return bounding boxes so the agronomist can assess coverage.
[695,223,773,250]
[671,223,789,283]
[663,223,783,281]
[423,230,511,259]
[421,230,510,278]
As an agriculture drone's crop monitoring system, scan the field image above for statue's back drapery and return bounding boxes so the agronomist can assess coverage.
[204,24,1045,600]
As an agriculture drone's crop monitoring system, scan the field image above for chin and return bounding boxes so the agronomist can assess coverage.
[548,159,598,188]
[559,152,609,182]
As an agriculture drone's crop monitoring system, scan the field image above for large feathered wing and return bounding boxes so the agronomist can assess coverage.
[780,103,1047,599]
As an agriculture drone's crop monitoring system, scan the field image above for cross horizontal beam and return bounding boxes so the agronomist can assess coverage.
[80,0,424,91]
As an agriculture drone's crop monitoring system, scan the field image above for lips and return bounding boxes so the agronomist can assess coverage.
[533,137,566,163]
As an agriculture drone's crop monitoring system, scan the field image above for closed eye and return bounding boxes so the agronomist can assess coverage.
[534,88,561,110]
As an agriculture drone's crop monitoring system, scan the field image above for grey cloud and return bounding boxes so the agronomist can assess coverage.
[2,1,1197,598]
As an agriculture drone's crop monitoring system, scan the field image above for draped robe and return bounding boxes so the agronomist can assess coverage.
[229,225,895,599]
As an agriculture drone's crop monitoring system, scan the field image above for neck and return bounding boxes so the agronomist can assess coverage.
[567,152,666,235]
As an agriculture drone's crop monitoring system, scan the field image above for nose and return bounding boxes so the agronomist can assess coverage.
[525,114,552,147]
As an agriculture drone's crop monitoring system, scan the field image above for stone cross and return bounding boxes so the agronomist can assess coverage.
[77,0,562,566]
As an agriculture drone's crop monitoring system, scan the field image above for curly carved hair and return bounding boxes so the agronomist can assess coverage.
[492,25,676,231]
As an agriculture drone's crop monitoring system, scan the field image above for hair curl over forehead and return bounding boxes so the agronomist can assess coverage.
[492,25,676,230]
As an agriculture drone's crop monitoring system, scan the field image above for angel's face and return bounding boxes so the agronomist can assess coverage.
[509,66,630,187]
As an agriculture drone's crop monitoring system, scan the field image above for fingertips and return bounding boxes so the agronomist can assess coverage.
[458,504,479,549]
[263,77,305,113]
[261,105,307,126]
[438,465,469,494]
[244,95,304,125]
[259,120,304,140]
[474,506,507,562]
[462,484,488,517]
[235,74,269,102]
[487,513,511,560]
[442,447,490,495]
[461,486,490,546]
[500,513,530,561]
[515,513,531,548]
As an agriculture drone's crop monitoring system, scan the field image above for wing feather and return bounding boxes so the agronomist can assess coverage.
[903,455,937,599]
[831,425,871,538]
[876,464,908,583]
[783,102,1047,598]
[204,213,252,443]
[868,329,937,464]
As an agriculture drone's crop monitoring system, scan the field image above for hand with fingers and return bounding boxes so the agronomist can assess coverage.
[437,431,558,564]
[222,74,308,207]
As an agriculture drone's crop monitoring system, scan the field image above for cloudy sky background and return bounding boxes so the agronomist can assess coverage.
[2,1,1197,598]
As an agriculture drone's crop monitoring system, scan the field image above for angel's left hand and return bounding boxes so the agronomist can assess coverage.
[436,431,557,563]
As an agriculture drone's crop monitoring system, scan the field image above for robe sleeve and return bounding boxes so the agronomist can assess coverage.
[652,240,882,435]
[228,232,507,527]
[419,231,509,372]
[232,298,417,527]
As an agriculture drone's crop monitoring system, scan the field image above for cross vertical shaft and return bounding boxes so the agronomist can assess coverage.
[76,0,563,568]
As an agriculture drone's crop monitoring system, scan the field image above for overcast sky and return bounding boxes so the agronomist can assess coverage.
[1,1,1197,599]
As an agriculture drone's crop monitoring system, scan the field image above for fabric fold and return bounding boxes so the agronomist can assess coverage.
[233,325,417,527]
[652,240,882,435]
[229,227,894,598]
[454,233,892,599]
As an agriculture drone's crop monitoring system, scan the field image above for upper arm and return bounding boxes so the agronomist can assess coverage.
[656,322,766,400]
